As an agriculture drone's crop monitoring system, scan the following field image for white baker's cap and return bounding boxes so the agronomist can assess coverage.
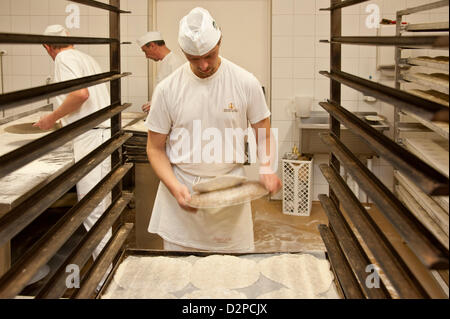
[44,24,69,36]
[178,7,221,56]
[136,31,163,47]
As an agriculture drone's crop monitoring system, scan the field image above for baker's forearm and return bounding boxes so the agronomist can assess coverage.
[51,89,89,122]
[147,147,181,195]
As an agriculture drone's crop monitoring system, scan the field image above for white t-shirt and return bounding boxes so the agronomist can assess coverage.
[54,49,110,127]
[145,57,271,177]
[155,51,184,85]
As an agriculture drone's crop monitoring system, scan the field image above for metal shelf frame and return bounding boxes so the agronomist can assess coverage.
[0,0,134,299]
[317,0,449,299]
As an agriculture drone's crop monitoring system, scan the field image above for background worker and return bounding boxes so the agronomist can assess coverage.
[137,31,184,113]
[34,25,112,286]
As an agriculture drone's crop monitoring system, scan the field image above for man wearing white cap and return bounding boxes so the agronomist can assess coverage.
[145,8,282,252]
[136,31,184,113]
[34,25,112,272]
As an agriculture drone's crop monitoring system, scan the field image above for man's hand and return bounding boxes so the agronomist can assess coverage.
[172,183,197,213]
[142,102,151,113]
[260,173,282,195]
[33,114,56,130]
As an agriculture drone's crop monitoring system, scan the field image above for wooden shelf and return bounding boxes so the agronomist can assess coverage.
[406,56,449,73]
[395,170,449,237]
[403,72,449,95]
[403,110,449,140]
[396,184,449,249]
[404,21,449,32]
[403,137,449,178]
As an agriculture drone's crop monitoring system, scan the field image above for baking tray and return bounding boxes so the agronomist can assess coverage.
[96,248,342,299]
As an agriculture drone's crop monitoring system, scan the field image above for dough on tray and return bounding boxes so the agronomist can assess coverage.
[256,287,318,299]
[182,288,247,299]
[193,175,248,193]
[258,254,334,295]
[113,256,192,293]
[191,255,260,289]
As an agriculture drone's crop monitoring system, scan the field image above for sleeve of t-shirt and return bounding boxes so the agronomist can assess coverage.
[144,85,172,134]
[246,75,271,125]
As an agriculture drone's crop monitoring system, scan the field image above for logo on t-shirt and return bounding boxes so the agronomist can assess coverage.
[224,102,238,112]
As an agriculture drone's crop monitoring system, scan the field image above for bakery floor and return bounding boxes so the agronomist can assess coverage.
[125,198,328,252]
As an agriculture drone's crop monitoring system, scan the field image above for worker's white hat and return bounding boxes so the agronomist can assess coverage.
[178,7,221,56]
[137,31,163,47]
[44,24,69,36]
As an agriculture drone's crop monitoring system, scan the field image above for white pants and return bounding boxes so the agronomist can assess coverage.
[73,129,112,260]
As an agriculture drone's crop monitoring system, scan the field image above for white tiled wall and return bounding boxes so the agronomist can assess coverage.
[0,0,149,118]
[271,0,448,200]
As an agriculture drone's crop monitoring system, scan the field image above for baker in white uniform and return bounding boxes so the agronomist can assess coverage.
[136,31,184,113]
[34,25,112,266]
[145,8,282,252]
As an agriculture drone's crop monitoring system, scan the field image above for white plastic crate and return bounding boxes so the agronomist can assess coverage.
[282,158,313,216]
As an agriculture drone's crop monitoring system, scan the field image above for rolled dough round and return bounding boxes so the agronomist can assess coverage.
[114,256,192,292]
[182,288,247,299]
[188,181,268,209]
[193,175,248,193]
[256,288,317,299]
[4,122,60,134]
[102,287,177,299]
[191,255,260,289]
[258,254,333,295]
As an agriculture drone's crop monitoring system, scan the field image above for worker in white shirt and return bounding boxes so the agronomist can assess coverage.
[145,7,282,252]
[34,25,112,273]
[136,31,184,113]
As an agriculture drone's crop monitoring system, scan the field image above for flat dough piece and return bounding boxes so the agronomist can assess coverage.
[4,122,60,134]
[191,255,260,289]
[257,288,317,299]
[188,181,269,209]
[407,89,449,106]
[113,256,192,292]
[193,175,248,193]
[259,254,333,295]
[182,288,247,299]
[102,287,177,299]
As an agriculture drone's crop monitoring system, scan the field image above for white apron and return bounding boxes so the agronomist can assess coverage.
[148,165,255,252]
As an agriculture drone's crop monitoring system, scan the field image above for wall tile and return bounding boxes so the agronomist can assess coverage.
[272,58,294,79]
[273,0,294,15]
[11,0,30,16]
[0,1,11,15]
[0,15,11,32]
[30,0,49,15]
[273,14,294,36]
[272,36,294,58]
[293,79,314,98]
[294,0,315,14]
[294,15,315,36]
[293,58,315,79]
[293,37,315,57]
[272,78,294,99]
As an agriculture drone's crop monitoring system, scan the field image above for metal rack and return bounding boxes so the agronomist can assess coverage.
[393,1,449,297]
[317,0,449,299]
[394,0,449,142]
[0,0,133,299]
